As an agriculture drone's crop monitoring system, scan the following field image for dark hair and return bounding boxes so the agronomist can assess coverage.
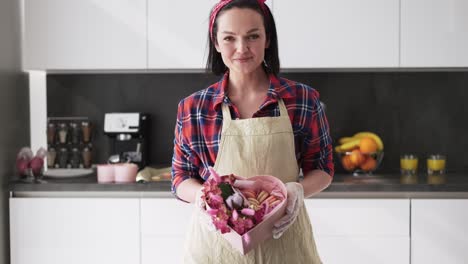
[206,0,280,76]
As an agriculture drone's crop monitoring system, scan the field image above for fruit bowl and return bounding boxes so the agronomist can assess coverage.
[334,131,385,176]
[336,151,384,176]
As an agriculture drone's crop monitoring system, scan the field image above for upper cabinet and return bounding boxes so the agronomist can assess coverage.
[21,0,468,70]
[401,0,468,67]
[147,0,216,69]
[273,0,399,68]
[147,0,272,69]
[22,0,147,70]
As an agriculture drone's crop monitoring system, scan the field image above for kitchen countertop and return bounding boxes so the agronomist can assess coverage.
[9,173,468,198]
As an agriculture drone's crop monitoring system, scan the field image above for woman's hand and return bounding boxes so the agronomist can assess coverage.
[272,182,304,239]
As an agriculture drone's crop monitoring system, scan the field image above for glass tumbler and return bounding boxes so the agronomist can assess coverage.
[400,154,418,184]
[427,154,446,184]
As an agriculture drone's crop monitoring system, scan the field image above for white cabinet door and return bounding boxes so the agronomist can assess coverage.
[411,199,468,264]
[140,198,194,264]
[401,0,468,67]
[305,199,410,264]
[274,0,399,68]
[147,0,217,69]
[9,198,140,264]
[22,0,147,70]
[147,0,272,69]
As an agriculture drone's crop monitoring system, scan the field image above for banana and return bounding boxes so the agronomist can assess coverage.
[338,137,356,145]
[335,145,343,152]
[337,138,361,152]
[353,132,384,151]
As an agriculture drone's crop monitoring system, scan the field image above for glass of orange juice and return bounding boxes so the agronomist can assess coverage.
[427,154,446,184]
[400,154,418,184]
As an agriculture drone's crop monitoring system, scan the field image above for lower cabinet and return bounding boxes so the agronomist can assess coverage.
[140,198,194,264]
[9,198,140,264]
[10,196,468,263]
[305,199,410,264]
[411,199,468,264]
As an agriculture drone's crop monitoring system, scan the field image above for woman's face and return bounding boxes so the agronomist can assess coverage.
[215,8,269,75]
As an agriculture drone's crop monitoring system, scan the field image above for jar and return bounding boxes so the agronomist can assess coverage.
[58,148,68,168]
[70,122,81,144]
[47,123,56,144]
[82,147,92,168]
[70,148,81,168]
[58,123,68,144]
[47,148,57,168]
[81,121,92,143]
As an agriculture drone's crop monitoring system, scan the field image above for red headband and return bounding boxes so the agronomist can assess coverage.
[209,0,268,42]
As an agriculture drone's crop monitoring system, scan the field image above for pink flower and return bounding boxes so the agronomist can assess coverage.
[230,216,255,235]
[253,203,267,224]
[241,208,255,216]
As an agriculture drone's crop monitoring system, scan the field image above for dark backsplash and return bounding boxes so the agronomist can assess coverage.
[47,71,468,174]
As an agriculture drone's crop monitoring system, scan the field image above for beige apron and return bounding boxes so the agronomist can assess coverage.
[183,99,322,264]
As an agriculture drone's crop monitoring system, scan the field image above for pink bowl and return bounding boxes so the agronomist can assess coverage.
[97,164,114,183]
[114,163,138,183]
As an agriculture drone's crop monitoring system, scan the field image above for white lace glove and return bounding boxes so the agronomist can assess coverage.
[195,187,216,231]
[272,182,304,239]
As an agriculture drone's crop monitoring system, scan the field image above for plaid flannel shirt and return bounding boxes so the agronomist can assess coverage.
[171,73,334,197]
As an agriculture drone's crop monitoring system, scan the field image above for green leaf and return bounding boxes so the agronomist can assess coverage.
[218,182,234,200]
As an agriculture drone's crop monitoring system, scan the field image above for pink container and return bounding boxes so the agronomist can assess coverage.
[97,164,115,183]
[205,175,287,255]
[114,163,138,183]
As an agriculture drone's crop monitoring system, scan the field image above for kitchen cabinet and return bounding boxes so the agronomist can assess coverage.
[411,199,468,264]
[401,0,468,67]
[305,199,410,264]
[147,0,216,69]
[147,0,272,69]
[9,198,140,264]
[22,0,147,70]
[140,198,194,264]
[273,0,399,68]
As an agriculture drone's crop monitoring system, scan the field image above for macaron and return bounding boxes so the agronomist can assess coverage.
[243,190,256,199]
[257,190,268,203]
[270,200,281,208]
[264,195,277,205]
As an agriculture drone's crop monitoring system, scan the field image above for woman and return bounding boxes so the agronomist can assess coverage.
[171,0,333,263]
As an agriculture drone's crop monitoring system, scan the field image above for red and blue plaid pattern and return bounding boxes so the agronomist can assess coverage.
[171,73,334,196]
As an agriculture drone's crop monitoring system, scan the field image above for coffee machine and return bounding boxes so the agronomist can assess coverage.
[104,113,149,169]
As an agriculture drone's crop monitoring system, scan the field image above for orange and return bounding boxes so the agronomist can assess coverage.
[359,137,378,153]
[341,155,356,171]
[360,157,377,171]
[350,149,365,166]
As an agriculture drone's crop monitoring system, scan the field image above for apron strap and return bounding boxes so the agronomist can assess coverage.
[221,103,232,121]
[277,98,288,117]
[221,103,232,134]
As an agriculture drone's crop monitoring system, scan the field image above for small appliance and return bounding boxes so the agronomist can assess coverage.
[104,113,149,169]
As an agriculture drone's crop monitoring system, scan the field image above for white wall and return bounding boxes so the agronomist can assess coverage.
[0,0,29,263]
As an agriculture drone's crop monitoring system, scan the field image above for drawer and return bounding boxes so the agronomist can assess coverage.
[305,199,410,236]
